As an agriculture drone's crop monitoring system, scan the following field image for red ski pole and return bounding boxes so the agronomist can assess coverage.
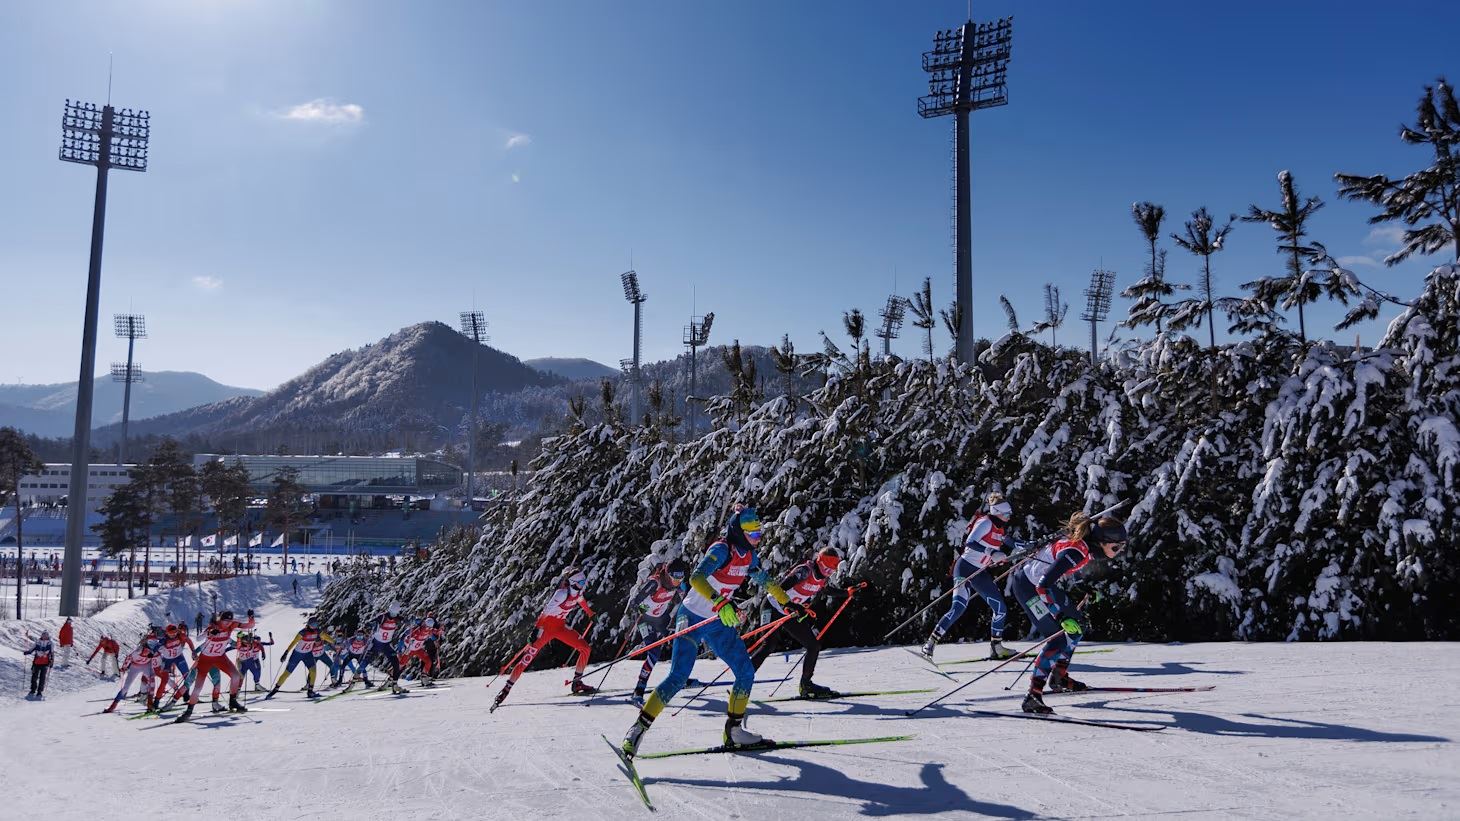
[767,582,867,698]
[671,611,799,716]
[579,614,718,679]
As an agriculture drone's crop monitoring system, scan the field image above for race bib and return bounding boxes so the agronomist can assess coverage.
[1025,596,1050,619]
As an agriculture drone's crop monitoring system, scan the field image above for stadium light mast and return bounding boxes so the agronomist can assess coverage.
[620,270,647,425]
[111,313,146,465]
[458,311,488,503]
[58,96,149,618]
[682,312,714,436]
[1082,268,1115,364]
[919,16,1012,365]
[875,295,908,358]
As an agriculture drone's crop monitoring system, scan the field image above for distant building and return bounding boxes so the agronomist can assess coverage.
[192,454,462,510]
[15,463,136,513]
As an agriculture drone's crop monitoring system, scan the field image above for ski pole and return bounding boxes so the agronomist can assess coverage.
[483,642,531,692]
[767,582,867,698]
[587,610,645,698]
[881,499,1127,642]
[671,612,797,716]
[579,613,719,679]
[905,630,1063,717]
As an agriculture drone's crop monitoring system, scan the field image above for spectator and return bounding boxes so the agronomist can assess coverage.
[292,577,299,596]
[58,617,74,665]
[195,612,204,633]
[89,633,120,678]
[315,570,322,591]
[23,632,54,698]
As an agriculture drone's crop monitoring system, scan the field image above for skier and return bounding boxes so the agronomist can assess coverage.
[104,636,163,713]
[22,631,54,698]
[422,613,444,676]
[235,630,272,695]
[491,567,597,710]
[621,505,793,757]
[398,619,441,686]
[174,610,256,722]
[626,559,690,706]
[362,603,408,694]
[1012,513,1127,715]
[308,626,339,690]
[58,617,74,665]
[88,633,121,678]
[749,546,845,699]
[336,628,371,687]
[923,492,1018,661]
[153,623,196,706]
[266,617,335,699]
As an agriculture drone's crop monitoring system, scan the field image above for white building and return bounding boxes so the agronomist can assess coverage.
[16,463,137,514]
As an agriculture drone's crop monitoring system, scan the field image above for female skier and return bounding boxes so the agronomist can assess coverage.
[923,493,1018,661]
[627,559,689,706]
[749,546,845,699]
[491,566,597,710]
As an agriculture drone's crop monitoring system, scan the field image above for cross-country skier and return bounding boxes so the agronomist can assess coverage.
[749,546,845,699]
[88,633,121,678]
[153,623,195,705]
[627,559,690,706]
[174,610,256,722]
[235,630,272,694]
[423,613,444,676]
[1011,513,1127,714]
[491,566,597,710]
[362,603,407,694]
[266,616,335,699]
[398,619,442,685]
[104,636,163,713]
[621,505,793,757]
[923,492,1018,661]
[336,629,371,687]
[22,631,54,698]
[308,626,339,690]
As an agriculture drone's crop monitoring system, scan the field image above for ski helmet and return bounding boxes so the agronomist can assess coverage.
[566,567,588,591]
[219,610,234,621]
[145,638,161,651]
[736,507,764,542]
[815,546,843,574]
[164,623,179,636]
[306,616,319,629]
[388,602,402,616]
[1088,518,1128,548]
[664,558,690,581]
[986,492,1013,523]
[40,631,50,640]
[424,617,437,628]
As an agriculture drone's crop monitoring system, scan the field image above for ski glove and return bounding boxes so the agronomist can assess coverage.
[711,596,740,628]
[785,601,812,621]
[1060,618,1083,637]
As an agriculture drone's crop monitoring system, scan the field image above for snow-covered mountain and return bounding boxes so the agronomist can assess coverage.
[0,371,263,438]
[525,357,619,381]
[90,322,561,451]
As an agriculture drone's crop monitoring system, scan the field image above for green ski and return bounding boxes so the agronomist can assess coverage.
[638,734,914,760]
[753,688,934,704]
[602,734,654,811]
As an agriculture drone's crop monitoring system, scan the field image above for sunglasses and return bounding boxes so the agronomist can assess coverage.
[744,529,764,540]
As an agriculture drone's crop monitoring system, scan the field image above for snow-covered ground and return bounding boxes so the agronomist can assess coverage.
[0,601,1454,821]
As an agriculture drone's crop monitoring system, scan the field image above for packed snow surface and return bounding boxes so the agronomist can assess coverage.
[1,585,1454,821]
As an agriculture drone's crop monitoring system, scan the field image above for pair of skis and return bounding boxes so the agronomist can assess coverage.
[602,734,914,811]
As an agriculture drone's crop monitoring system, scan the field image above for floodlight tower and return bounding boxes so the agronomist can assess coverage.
[111,313,146,464]
[682,311,714,435]
[875,295,908,358]
[620,270,647,425]
[1082,268,1116,364]
[919,16,1013,365]
[57,97,149,618]
[458,311,488,502]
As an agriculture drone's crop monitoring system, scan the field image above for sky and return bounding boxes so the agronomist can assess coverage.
[1,1,1456,391]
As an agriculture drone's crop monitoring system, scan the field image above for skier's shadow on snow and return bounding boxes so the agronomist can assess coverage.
[1083,700,1449,743]
[649,755,1038,818]
[1065,661,1246,677]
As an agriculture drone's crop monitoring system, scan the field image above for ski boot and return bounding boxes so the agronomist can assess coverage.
[210,698,227,714]
[489,681,512,713]
[306,688,321,699]
[361,678,374,689]
[723,715,770,749]
[103,701,119,714]
[390,680,404,695]
[420,676,434,688]
[264,686,281,700]
[1021,690,1053,715]
[229,694,248,713]
[146,697,160,713]
[988,639,1017,660]
[1047,665,1088,693]
[622,717,650,759]
[799,681,839,700]
[919,635,938,661]
[570,676,598,696]
[173,703,195,723]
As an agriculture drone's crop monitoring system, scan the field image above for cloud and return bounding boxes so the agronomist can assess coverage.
[505,132,531,150]
[1363,226,1406,247]
[1336,255,1382,268]
[274,99,365,125]
[191,275,223,291]
[511,172,521,184]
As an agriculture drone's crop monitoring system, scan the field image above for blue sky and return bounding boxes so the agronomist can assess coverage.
[1,1,1455,390]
